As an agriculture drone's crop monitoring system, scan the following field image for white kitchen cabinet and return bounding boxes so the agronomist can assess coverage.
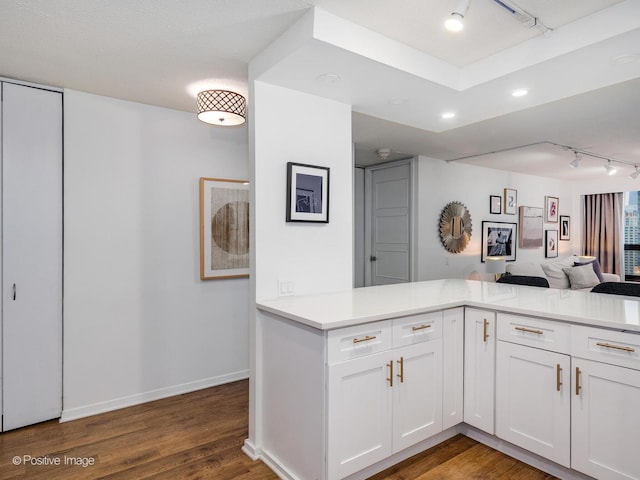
[496,341,571,467]
[571,326,640,480]
[1,82,62,431]
[464,308,495,434]
[327,312,443,479]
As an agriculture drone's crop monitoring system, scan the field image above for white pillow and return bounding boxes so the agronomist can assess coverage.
[562,263,601,290]
[541,262,571,289]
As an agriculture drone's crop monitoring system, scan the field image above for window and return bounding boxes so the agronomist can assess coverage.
[624,191,640,281]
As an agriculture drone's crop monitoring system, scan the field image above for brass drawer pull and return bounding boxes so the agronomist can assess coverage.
[411,324,431,332]
[556,364,563,392]
[596,342,635,353]
[483,318,489,343]
[397,356,404,383]
[353,335,377,344]
[515,326,544,335]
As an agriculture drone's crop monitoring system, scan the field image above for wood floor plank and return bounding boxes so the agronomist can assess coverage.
[0,380,557,479]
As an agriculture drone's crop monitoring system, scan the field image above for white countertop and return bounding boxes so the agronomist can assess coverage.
[257,279,640,333]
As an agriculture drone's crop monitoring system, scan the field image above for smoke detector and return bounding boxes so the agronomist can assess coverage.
[376,148,391,161]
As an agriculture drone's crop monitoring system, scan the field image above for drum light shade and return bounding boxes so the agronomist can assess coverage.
[197,90,246,126]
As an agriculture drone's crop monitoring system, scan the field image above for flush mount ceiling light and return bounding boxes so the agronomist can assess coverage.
[445,0,470,32]
[441,111,456,119]
[511,88,529,97]
[569,151,581,168]
[605,160,617,176]
[631,166,640,180]
[197,90,246,126]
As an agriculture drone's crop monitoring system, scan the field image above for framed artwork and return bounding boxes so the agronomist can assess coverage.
[518,206,543,248]
[503,188,517,215]
[286,162,330,223]
[481,221,517,262]
[490,195,502,214]
[545,230,559,258]
[199,177,250,280]
[545,196,559,223]
[560,215,570,240]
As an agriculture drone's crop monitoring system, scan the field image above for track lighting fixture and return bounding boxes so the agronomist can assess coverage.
[631,166,640,180]
[604,160,617,176]
[445,0,471,32]
[569,152,581,168]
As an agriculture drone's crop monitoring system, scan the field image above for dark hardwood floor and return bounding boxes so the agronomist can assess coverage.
[0,380,556,479]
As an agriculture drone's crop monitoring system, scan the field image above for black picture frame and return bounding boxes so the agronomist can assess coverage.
[481,221,517,262]
[490,195,502,214]
[560,215,570,240]
[545,230,559,258]
[286,162,330,223]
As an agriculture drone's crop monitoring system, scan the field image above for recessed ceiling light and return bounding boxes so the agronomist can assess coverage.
[441,112,456,119]
[316,74,341,84]
[610,54,640,65]
[511,88,529,97]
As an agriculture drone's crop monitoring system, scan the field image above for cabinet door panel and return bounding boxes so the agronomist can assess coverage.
[328,351,392,479]
[572,358,640,480]
[443,308,464,430]
[464,309,495,434]
[496,342,570,467]
[393,340,442,452]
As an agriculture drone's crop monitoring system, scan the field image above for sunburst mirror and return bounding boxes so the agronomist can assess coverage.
[439,201,472,253]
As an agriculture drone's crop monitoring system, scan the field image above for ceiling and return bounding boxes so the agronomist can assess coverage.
[1,0,638,181]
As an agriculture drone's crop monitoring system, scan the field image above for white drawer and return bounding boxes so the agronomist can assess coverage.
[497,313,570,354]
[327,320,392,365]
[392,312,442,348]
[571,325,640,371]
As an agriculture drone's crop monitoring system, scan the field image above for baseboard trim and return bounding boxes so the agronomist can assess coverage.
[241,440,260,461]
[60,370,249,422]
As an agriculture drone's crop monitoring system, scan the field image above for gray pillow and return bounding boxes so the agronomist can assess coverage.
[574,258,605,283]
[563,264,601,290]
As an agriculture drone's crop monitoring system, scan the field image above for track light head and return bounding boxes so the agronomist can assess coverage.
[605,160,617,176]
[569,152,581,168]
[631,166,640,180]
[445,0,470,32]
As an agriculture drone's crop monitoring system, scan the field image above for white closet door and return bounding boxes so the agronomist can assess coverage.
[2,82,62,431]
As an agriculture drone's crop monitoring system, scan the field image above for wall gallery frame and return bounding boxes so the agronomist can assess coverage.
[490,195,502,214]
[503,188,517,214]
[286,162,330,223]
[560,215,570,240]
[199,177,250,280]
[481,221,517,262]
[545,230,559,258]
[519,206,543,248]
[545,195,559,223]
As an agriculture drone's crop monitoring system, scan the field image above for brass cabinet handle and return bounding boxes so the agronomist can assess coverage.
[387,360,393,387]
[596,342,635,353]
[575,367,581,396]
[515,326,544,335]
[556,364,563,392]
[483,318,489,343]
[353,335,377,344]
[397,356,404,383]
[411,324,431,332]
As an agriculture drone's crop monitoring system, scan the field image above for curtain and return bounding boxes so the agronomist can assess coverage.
[583,193,624,275]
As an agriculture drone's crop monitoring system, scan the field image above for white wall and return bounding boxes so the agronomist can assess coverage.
[252,82,353,300]
[416,156,579,281]
[63,90,250,420]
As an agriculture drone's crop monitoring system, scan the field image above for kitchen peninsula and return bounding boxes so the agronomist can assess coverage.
[249,279,640,480]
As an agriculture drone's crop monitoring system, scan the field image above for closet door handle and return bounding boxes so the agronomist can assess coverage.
[12,283,16,301]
